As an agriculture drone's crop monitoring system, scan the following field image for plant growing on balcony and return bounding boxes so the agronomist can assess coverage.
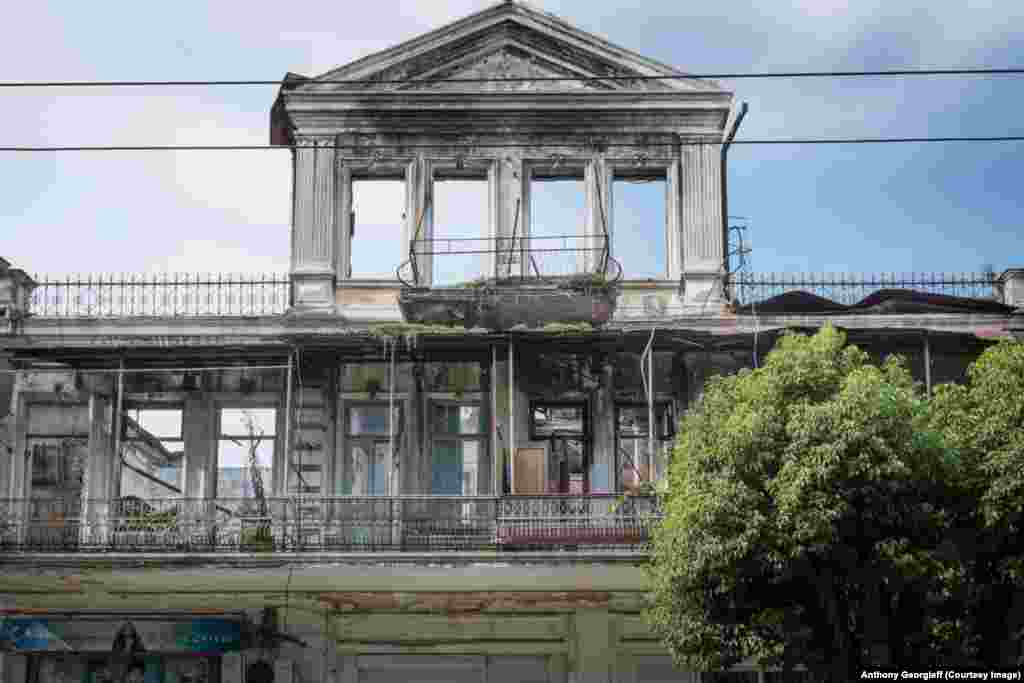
[233,411,274,552]
[123,507,178,532]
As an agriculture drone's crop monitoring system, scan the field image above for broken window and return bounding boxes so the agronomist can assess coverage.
[345,403,402,496]
[617,403,675,491]
[216,408,275,502]
[350,178,406,279]
[613,171,667,280]
[121,407,184,499]
[26,403,89,496]
[528,164,586,278]
[25,403,89,547]
[430,403,485,496]
[432,173,489,286]
[531,403,588,494]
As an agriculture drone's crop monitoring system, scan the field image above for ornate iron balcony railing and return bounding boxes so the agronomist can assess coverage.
[731,271,1000,307]
[398,235,622,288]
[0,495,661,554]
[28,273,290,318]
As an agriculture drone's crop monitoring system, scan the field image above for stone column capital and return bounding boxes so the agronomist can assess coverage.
[294,135,336,149]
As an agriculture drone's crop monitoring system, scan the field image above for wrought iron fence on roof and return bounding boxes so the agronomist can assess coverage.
[730,271,1000,307]
[28,273,290,318]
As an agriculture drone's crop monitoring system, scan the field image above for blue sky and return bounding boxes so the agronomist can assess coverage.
[2,0,1022,279]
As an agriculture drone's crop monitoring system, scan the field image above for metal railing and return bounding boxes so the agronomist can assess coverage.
[398,235,622,287]
[28,273,290,318]
[0,495,662,554]
[731,271,1000,307]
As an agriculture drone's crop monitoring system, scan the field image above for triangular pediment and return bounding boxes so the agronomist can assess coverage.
[298,1,724,95]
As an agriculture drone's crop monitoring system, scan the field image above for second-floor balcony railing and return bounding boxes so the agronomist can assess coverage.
[0,495,662,554]
[28,273,290,318]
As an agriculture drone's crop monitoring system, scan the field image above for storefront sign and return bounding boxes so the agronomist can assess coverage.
[173,619,242,654]
[0,618,72,651]
[0,616,241,654]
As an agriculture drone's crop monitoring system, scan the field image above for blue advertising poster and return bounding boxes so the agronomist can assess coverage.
[173,618,242,654]
[0,618,69,651]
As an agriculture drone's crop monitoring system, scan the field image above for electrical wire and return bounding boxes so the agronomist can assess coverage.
[1,67,1022,88]
[2,136,1024,153]
[0,364,290,375]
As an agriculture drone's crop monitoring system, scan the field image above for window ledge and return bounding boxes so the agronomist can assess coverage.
[338,279,402,289]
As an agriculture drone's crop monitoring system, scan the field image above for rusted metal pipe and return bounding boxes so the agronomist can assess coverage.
[721,102,749,293]
[509,341,515,493]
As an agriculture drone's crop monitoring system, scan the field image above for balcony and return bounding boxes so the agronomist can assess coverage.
[396,235,622,330]
[0,495,661,555]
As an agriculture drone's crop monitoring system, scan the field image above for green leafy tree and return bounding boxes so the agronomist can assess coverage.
[645,325,966,679]
[925,340,1024,665]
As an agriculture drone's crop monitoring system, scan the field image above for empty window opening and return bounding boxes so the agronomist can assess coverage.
[122,407,184,497]
[216,408,275,503]
[613,174,667,280]
[528,169,585,278]
[432,178,489,286]
[617,403,675,492]
[350,179,406,279]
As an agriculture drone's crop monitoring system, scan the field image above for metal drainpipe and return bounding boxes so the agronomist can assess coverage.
[643,329,656,482]
[388,338,396,496]
[721,102,749,292]
[924,332,932,398]
[283,350,293,499]
[113,358,125,500]
[491,345,499,496]
[509,341,515,494]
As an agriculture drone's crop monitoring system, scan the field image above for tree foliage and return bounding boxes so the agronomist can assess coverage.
[645,325,1024,677]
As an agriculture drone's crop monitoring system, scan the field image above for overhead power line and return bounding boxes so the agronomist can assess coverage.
[0,67,1022,88]
[1,136,1023,153]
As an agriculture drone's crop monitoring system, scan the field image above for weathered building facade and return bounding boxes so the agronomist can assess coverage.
[1,2,1023,682]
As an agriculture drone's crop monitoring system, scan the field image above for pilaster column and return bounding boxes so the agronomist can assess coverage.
[291,136,337,311]
[585,155,612,273]
[590,362,616,494]
[81,394,113,546]
[495,154,526,278]
[401,157,432,286]
[335,161,353,281]
[183,394,216,499]
[481,160,502,279]
[679,140,726,305]
[998,268,1024,310]
[665,159,684,280]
